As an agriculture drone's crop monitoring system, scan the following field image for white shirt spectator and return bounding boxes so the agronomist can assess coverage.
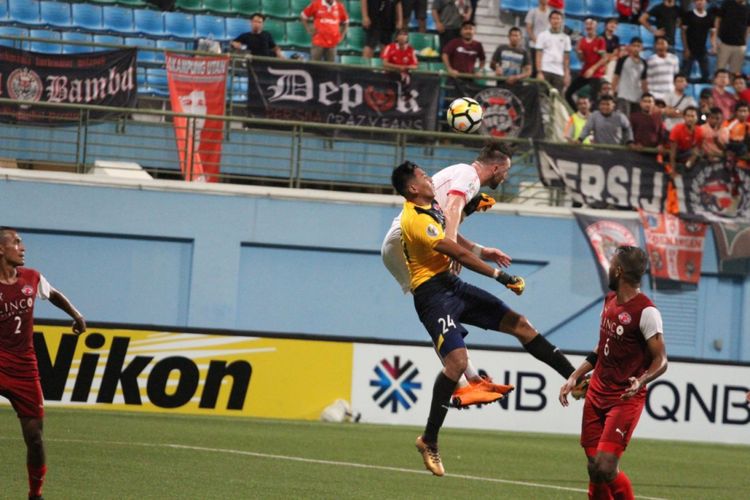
[525,7,551,49]
[536,29,571,76]
[646,52,679,100]
[663,92,697,131]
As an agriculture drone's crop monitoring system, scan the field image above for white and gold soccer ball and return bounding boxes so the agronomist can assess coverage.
[446,97,484,133]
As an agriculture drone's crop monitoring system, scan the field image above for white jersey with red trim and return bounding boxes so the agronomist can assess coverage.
[432,163,481,206]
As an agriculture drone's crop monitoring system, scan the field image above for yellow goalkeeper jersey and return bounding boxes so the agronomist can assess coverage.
[400,200,451,291]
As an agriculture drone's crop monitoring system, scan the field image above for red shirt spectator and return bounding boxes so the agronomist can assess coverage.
[382,38,418,69]
[579,35,606,79]
[670,121,704,152]
[548,0,564,8]
[302,0,349,49]
[617,0,649,21]
[442,34,485,74]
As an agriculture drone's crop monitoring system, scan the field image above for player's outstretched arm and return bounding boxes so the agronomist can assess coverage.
[434,238,524,295]
[49,288,86,335]
[456,234,512,268]
[621,333,667,400]
[559,358,595,407]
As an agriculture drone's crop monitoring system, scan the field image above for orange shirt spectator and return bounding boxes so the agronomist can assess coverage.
[302,0,349,49]
[699,107,724,160]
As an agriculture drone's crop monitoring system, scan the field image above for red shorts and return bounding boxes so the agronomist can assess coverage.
[0,370,44,419]
[580,396,645,457]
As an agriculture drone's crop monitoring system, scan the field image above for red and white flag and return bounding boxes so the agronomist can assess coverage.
[166,52,228,182]
[639,210,708,285]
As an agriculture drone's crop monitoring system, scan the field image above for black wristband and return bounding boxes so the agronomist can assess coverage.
[494,270,513,286]
[585,351,598,367]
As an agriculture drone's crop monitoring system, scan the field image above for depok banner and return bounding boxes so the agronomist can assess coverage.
[0,47,136,123]
[574,212,642,291]
[351,344,750,445]
[166,52,228,182]
[536,142,668,211]
[245,60,439,130]
[639,210,708,285]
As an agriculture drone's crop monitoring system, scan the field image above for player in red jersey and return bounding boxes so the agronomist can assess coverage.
[0,228,86,500]
[559,245,668,500]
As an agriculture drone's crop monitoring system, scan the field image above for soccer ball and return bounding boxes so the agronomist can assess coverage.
[447,97,484,133]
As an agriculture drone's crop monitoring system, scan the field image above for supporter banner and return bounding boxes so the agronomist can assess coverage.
[574,212,642,291]
[676,161,750,223]
[0,47,136,123]
[18,325,352,420]
[166,52,228,182]
[639,210,708,285]
[712,220,750,275]
[245,60,439,130]
[351,344,750,445]
[468,82,544,139]
[536,143,667,211]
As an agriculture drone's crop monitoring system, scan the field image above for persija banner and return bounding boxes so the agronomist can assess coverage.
[574,212,642,292]
[639,210,708,285]
[245,60,439,130]
[536,142,667,211]
[0,47,136,123]
[166,52,228,182]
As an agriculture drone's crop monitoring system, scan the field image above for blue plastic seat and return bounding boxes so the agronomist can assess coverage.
[29,29,61,53]
[93,34,123,51]
[565,18,583,35]
[146,68,169,96]
[164,11,195,39]
[570,50,582,71]
[155,39,187,63]
[72,3,103,31]
[40,1,72,28]
[587,0,616,19]
[103,6,136,34]
[616,23,640,44]
[0,0,7,21]
[134,8,165,37]
[501,0,529,13]
[8,0,42,25]
[126,36,157,63]
[639,25,654,49]
[0,26,28,49]
[566,0,586,18]
[195,14,226,40]
[62,31,94,53]
[226,17,250,40]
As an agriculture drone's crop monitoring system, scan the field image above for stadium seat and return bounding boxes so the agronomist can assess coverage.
[285,21,310,48]
[502,0,529,13]
[262,0,291,19]
[72,3,104,31]
[0,26,28,49]
[674,27,683,52]
[195,14,226,40]
[692,83,712,100]
[263,18,285,44]
[587,0,616,19]
[409,32,436,52]
[0,0,7,22]
[639,25,654,48]
[203,0,233,14]
[8,0,42,25]
[427,61,444,72]
[145,68,169,96]
[232,0,262,16]
[134,8,165,37]
[226,17,249,40]
[155,39,187,64]
[62,31,94,53]
[341,54,367,66]
[569,49,582,71]
[175,0,203,12]
[565,18,583,35]
[369,57,383,68]
[616,23,640,44]
[118,0,148,6]
[228,74,248,102]
[346,0,361,24]
[103,6,136,34]
[28,29,60,53]
[126,36,158,63]
[93,34,124,50]
[343,27,365,52]
[40,1,72,28]
[89,0,118,4]
[565,0,586,18]
[164,11,195,39]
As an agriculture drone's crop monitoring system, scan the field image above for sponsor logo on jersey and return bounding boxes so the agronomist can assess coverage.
[618,312,632,325]
[426,224,439,237]
[21,285,34,296]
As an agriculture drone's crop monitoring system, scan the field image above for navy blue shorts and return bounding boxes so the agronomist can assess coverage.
[413,273,511,358]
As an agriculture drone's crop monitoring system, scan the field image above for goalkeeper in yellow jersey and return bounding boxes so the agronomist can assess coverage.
[391,161,581,477]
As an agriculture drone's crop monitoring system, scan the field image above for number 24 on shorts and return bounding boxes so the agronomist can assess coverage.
[438,315,456,334]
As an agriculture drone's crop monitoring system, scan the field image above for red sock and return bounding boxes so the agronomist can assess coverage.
[608,471,635,500]
[27,464,47,497]
[589,481,614,500]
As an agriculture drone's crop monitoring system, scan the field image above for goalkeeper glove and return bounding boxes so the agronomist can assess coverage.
[495,270,525,296]
[464,192,496,216]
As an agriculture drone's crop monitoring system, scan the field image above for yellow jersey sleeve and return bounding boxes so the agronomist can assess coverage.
[400,201,451,291]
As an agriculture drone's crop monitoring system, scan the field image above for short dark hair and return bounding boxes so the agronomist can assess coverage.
[654,36,669,45]
[598,94,615,103]
[509,26,522,35]
[641,92,654,100]
[476,143,510,164]
[699,88,713,99]
[674,73,687,82]
[605,17,618,25]
[549,9,563,19]
[683,105,699,116]
[616,246,649,285]
[584,16,597,23]
[395,27,409,36]
[735,101,749,112]
[250,12,265,20]
[391,161,419,197]
[714,68,729,78]
[709,106,723,116]
[461,20,475,28]
[629,36,642,44]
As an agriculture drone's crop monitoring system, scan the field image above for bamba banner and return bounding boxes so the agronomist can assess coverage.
[17,325,352,420]
[639,210,708,285]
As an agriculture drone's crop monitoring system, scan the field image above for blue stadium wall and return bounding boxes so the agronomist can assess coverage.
[2,173,748,363]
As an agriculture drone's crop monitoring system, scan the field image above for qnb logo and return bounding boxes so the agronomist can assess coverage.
[370,356,422,413]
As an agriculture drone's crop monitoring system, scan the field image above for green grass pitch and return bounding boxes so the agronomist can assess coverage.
[0,408,747,499]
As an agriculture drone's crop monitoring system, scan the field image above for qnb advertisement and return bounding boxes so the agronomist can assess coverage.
[8,326,352,420]
[352,345,750,445]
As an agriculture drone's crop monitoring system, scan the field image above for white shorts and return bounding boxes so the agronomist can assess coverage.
[381,213,411,294]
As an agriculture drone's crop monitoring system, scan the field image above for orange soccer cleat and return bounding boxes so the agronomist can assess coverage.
[415,435,445,476]
[450,377,514,408]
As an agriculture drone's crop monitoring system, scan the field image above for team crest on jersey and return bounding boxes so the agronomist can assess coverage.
[426,224,439,237]
[21,285,34,296]
[618,312,632,325]
[7,68,43,102]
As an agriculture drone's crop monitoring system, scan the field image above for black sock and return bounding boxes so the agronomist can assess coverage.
[523,334,575,379]
[423,372,457,444]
